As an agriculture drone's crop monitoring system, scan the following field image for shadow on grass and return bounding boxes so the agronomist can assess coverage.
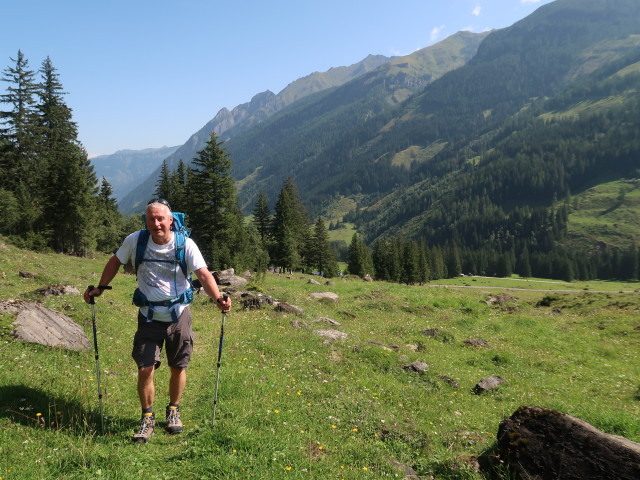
[0,384,102,434]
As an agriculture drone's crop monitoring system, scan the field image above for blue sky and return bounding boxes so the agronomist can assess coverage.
[1,0,554,157]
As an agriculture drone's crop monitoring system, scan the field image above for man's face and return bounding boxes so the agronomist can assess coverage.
[145,204,173,245]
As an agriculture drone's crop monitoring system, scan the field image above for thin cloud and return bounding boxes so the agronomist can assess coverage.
[430,24,445,42]
[472,5,482,16]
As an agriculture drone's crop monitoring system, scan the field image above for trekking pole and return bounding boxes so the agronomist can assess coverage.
[88,285,112,433]
[212,295,229,425]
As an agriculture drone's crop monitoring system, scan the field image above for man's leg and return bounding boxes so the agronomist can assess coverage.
[138,365,155,409]
[131,314,164,443]
[132,365,156,443]
[169,367,186,405]
[166,367,186,434]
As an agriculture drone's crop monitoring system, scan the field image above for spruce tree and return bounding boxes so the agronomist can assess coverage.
[96,178,123,253]
[446,243,462,278]
[37,57,97,254]
[372,238,390,280]
[171,159,188,212]
[417,239,430,284]
[347,233,373,277]
[310,217,338,277]
[155,160,172,202]
[252,190,271,243]
[272,177,310,271]
[401,240,420,285]
[187,133,245,269]
[0,50,39,190]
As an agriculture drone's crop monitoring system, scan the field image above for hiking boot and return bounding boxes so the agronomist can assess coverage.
[165,405,183,434]
[132,413,155,443]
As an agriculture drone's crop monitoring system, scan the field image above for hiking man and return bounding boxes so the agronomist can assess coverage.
[83,198,231,443]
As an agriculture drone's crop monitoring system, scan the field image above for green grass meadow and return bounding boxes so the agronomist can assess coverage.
[0,240,638,479]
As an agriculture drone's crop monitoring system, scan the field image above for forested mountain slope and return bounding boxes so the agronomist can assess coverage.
[225,31,489,209]
[118,31,488,213]
[223,0,639,262]
[356,49,640,245]
[346,0,640,252]
[262,0,640,212]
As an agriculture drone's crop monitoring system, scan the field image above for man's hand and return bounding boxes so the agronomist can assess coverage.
[83,285,112,304]
[216,295,231,313]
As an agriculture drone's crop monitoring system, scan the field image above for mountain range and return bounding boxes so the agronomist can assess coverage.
[91,146,179,201]
[97,0,640,254]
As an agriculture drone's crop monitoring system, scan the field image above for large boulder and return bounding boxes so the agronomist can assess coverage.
[481,405,640,480]
[5,301,91,351]
[215,268,248,288]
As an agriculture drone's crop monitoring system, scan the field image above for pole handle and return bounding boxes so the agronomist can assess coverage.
[87,285,112,304]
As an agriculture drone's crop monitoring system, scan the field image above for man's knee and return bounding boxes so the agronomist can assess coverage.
[138,365,155,379]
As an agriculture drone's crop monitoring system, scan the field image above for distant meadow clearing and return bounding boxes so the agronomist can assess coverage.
[0,243,638,479]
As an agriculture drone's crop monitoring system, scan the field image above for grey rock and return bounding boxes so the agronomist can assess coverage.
[7,301,91,351]
[314,317,341,327]
[309,291,339,302]
[474,375,506,394]
[274,302,304,316]
[314,329,348,343]
[402,361,428,373]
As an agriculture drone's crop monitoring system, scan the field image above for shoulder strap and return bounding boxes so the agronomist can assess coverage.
[134,230,150,272]
[174,230,188,278]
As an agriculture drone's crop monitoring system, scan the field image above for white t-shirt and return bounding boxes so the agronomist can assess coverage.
[116,231,207,322]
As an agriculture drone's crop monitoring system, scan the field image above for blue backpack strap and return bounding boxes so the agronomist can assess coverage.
[174,229,188,278]
[134,229,150,272]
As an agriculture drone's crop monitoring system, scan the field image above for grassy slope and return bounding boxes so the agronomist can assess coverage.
[0,240,638,479]
[565,178,640,250]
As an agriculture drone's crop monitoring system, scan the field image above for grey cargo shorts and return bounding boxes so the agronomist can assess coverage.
[132,308,194,369]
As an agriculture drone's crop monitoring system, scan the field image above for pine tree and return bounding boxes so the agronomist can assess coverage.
[372,238,390,280]
[96,178,124,253]
[446,243,462,278]
[186,133,245,269]
[430,246,447,280]
[272,178,310,271]
[0,50,39,190]
[417,239,430,284]
[0,186,20,234]
[37,57,97,254]
[401,240,420,285]
[252,190,271,244]
[516,245,532,278]
[309,217,338,276]
[347,233,373,277]
[155,160,172,202]
[620,241,639,281]
[171,159,188,212]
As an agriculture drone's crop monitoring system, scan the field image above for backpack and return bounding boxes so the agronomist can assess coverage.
[132,211,195,323]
